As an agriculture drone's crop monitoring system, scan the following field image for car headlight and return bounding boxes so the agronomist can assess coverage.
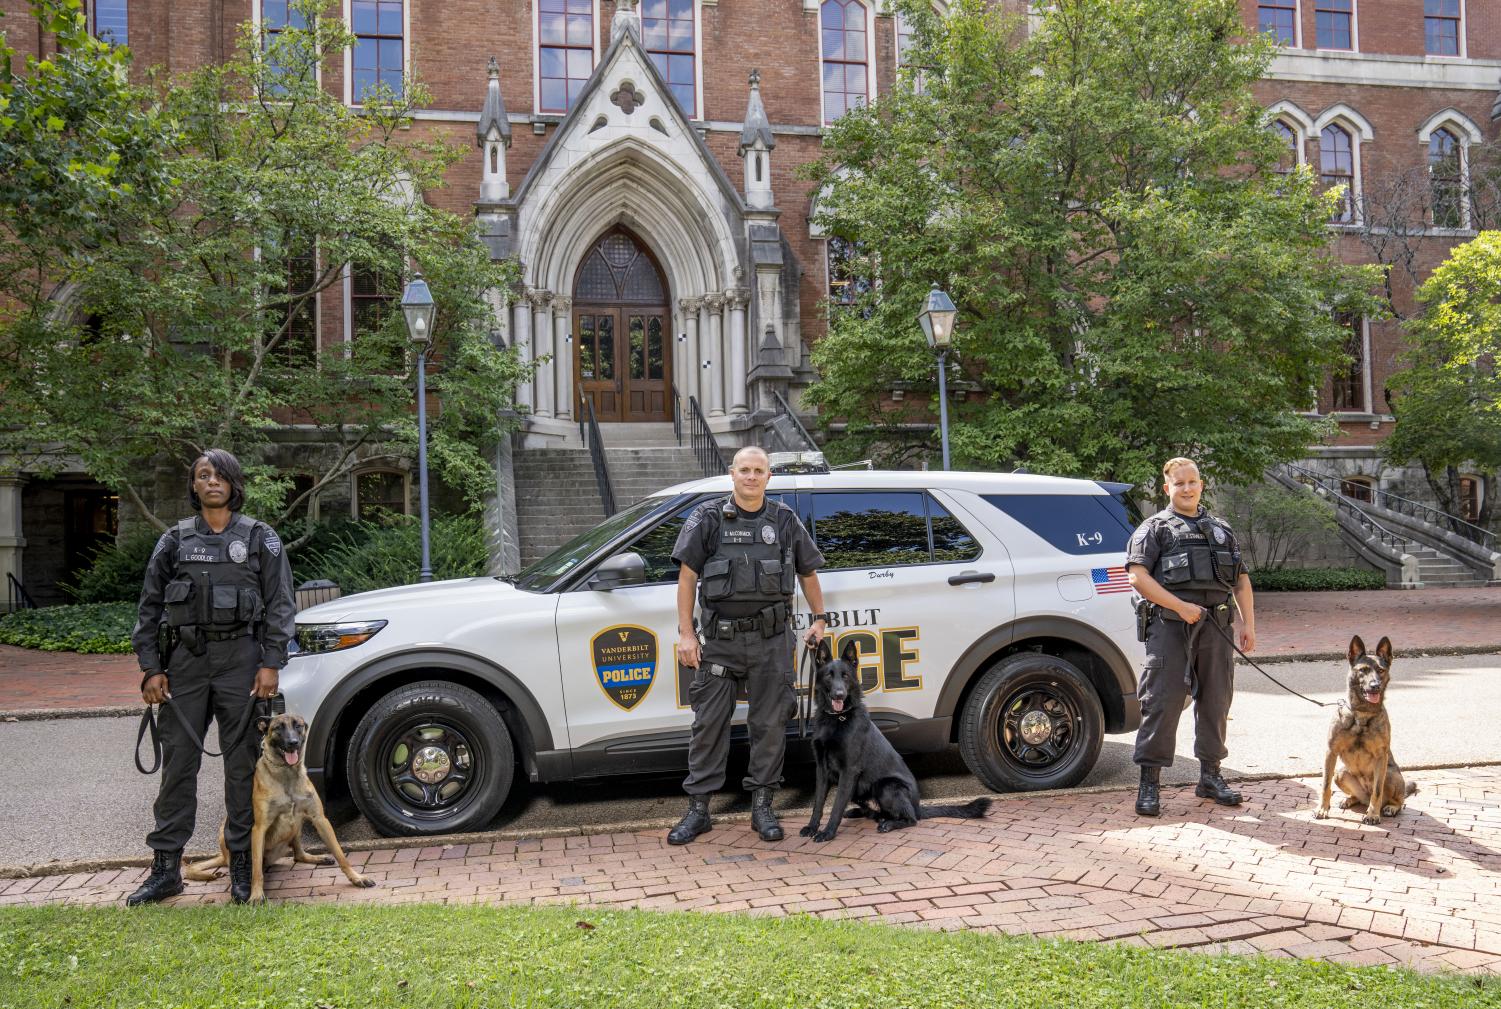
[294,620,388,655]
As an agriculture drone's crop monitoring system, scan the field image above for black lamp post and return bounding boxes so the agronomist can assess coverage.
[918,284,958,471]
[401,273,437,582]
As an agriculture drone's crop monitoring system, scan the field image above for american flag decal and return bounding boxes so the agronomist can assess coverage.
[1091,566,1131,595]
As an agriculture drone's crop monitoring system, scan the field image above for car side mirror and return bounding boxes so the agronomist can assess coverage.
[587,551,647,591]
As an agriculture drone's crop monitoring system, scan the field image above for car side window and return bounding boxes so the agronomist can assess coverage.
[931,497,982,562]
[812,491,931,570]
[626,493,795,585]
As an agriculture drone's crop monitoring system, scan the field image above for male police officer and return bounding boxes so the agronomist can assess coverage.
[125,449,296,905]
[1126,457,1256,817]
[668,446,828,844]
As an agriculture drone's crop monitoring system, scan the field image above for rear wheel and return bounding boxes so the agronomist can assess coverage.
[958,652,1104,792]
[347,680,514,837]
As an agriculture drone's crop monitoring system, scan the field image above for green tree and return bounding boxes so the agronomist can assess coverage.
[1383,231,1501,526]
[0,0,525,540]
[804,0,1380,488]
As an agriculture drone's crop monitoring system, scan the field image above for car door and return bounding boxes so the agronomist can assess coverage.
[806,488,1014,727]
[553,492,798,773]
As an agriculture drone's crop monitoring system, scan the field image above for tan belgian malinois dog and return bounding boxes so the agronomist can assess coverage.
[1314,635,1418,826]
[186,712,374,902]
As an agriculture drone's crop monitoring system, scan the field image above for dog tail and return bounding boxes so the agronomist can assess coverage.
[182,855,225,881]
[1405,779,1418,797]
[918,797,992,820]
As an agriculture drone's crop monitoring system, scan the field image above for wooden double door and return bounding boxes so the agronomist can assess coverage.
[574,306,671,422]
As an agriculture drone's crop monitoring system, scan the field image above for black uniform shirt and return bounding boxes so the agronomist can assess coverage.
[672,497,824,617]
[1126,507,1246,605]
[131,514,297,674]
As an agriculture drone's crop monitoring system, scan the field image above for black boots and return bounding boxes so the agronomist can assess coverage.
[667,795,712,845]
[1195,762,1242,806]
[228,850,253,904]
[751,787,783,842]
[1135,767,1161,817]
[125,849,184,906]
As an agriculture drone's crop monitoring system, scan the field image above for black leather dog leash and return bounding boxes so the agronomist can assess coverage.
[1200,616,1334,709]
[134,696,264,774]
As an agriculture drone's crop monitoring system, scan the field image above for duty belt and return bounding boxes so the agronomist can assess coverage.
[1159,600,1233,625]
[701,601,790,640]
[200,627,254,641]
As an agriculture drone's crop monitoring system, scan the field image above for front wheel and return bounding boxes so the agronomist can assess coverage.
[958,652,1104,793]
[347,680,514,837]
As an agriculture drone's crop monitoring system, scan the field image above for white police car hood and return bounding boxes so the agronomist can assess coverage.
[295,576,531,625]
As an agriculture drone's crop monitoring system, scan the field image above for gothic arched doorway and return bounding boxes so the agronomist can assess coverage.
[572,228,672,422]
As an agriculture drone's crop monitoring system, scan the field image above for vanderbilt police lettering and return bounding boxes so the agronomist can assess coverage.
[591,625,657,711]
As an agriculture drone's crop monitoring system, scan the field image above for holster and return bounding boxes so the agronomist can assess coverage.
[157,625,179,673]
[699,601,790,640]
[178,625,206,657]
[1135,600,1154,642]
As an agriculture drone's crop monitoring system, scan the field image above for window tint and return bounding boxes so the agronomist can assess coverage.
[982,494,1133,555]
[812,491,979,570]
[625,493,795,585]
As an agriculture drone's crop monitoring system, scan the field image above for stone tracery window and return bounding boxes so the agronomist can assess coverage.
[1320,124,1355,224]
[1428,128,1464,230]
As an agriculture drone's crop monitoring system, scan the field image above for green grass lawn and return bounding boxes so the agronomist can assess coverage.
[1,904,1494,1009]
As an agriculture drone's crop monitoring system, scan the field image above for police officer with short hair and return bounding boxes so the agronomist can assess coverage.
[125,449,295,905]
[1127,457,1256,817]
[667,446,828,844]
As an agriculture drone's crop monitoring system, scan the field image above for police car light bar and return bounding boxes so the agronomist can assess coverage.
[768,451,830,474]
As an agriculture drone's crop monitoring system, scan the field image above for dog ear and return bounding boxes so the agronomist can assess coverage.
[816,636,832,664]
[840,637,861,667]
[1347,635,1365,665]
[256,715,273,736]
[1375,636,1392,666]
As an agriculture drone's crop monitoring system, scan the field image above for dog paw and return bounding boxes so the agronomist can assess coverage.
[876,821,899,833]
[1339,796,1363,810]
[812,829,836,843]
[318,855,336,866]
[248,889,266,904]
[1381,805,1400,817]
[798,824,817,837]
[352,875,376,888]
[1313,806,1329,819]
[1361,813,1381,826]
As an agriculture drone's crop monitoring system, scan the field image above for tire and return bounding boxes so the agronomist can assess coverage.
[958,652,1104,793]
[346,680,515,837]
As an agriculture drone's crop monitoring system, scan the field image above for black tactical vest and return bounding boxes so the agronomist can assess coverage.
[162,515,266,630]
[697,497,797,611]
[1152,510,1237,598]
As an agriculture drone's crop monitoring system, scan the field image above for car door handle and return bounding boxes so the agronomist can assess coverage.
[948,571,995,586]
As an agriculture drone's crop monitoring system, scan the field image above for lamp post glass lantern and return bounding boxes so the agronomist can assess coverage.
[918,284,957,471]
[401,274,437,582]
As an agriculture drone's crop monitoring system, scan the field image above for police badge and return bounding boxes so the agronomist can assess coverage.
[1212,524,1227,544]
[760,524,776,545]
[228,539,248,563]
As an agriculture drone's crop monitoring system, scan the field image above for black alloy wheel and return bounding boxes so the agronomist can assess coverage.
[347,680,514,837]
[958,652,1104,793]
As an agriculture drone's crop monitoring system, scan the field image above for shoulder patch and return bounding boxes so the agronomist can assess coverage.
[151,531,174,560]
[263,528,282,557]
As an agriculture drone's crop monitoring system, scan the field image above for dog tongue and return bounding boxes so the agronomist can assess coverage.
[1364,690,1382,704]
[831,698,844,713]
[284,751,300,766]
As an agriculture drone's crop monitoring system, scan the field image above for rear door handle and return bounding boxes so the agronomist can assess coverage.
[948,571,995,586]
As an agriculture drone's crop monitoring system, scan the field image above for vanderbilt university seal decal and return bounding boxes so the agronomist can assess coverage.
[591,625,658,711]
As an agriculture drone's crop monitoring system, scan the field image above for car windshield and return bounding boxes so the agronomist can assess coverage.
[511,495,677,592]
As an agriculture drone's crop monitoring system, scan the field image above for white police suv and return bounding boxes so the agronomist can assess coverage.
[284,470,1145,836]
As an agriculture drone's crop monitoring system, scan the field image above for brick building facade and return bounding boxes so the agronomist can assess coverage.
[3,0,1499,597]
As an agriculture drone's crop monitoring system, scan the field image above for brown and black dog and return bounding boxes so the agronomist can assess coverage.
[1314,635,1417,826]
[185,712,374,902]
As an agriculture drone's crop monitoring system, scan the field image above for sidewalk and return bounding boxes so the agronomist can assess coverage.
[3,587,1498,715]
[4,767,1498,975]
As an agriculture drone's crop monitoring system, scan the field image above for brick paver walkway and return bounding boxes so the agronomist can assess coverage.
[5,768,1498,975]
[0,645,138,711]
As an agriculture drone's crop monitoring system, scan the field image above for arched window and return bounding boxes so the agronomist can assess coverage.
[1458,474,1483,522]
[1273,120,1298,175]
[538,0,594,113]
[821,0,869,125]
[1330,314,1365,412]
[353,469,409,521]
[1429,128,1464,229]
[1320,124,1355,223]
[1340,476,1375,503]
[643,0,696,114]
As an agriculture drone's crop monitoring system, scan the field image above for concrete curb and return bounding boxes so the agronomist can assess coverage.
[4,646,1499,722]
[4,761,1497,882]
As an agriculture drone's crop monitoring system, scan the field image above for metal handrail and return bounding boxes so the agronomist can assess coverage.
[1280,462,1494,551]
[577,391,617,517]
[1276,464,1409,554]
[670,383,683,446]
[771,389,819,453]
[687,394,724,477]
[6,572,36,612]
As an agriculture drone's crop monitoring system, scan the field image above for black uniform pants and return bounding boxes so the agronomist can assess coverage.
[148,635,260,853]
[682,626,796,795]
[1132,608,1235,769]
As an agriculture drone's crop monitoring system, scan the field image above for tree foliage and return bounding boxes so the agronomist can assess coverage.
[1383,231,1501,525]
[0,0,524,538]
[1216,481,1336,571]
[804,0,1381,488]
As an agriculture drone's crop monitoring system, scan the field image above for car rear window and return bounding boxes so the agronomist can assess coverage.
[981,493,1134,555]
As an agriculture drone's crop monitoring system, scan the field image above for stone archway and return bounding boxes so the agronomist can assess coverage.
[572,227,673,422]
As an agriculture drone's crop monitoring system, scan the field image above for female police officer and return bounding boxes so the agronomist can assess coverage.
[125,449,296,905]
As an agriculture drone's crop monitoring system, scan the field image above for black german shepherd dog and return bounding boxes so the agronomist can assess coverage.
[801,639,992,842]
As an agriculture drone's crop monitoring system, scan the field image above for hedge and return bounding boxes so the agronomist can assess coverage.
[300,514,488,594]
[1249,567,1386,592]
[0,602,136,653]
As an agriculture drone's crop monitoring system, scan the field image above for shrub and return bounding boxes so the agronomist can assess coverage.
[0,602,136,653]
[287,515,377,586]
[63,531,160,603]
[1249,567,1386,592]
[300,514,488,595]
[1217,482,1337,571]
